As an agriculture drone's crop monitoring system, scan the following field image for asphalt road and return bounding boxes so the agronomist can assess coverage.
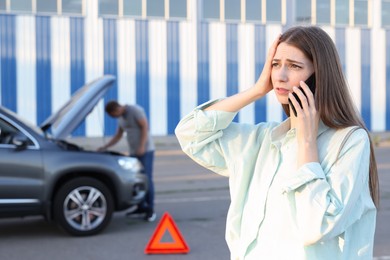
[0,136,389,260]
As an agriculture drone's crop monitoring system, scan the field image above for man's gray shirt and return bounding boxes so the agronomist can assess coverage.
[118,105,154,155]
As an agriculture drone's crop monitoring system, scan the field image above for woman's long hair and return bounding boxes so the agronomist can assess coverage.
[279,26,379,207]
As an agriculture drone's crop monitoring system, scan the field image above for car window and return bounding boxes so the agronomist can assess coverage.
[0,107,44,137]
[0,118,33,145]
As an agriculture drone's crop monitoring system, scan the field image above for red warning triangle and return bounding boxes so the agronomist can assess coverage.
[144,212,190,254]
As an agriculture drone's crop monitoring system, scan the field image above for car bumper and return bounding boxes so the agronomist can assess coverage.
[116,173,148,210]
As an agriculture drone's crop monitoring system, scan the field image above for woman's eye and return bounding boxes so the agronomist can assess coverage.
[272,63,279,67]
[290,64,302,69]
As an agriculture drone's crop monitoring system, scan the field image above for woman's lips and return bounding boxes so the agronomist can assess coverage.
[275,88,290,95]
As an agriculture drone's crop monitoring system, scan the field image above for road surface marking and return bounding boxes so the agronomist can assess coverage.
[156,196,230,204]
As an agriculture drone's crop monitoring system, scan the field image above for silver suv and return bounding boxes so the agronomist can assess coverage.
[0,76,147,236]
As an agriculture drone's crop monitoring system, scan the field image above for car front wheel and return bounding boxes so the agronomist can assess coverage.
[53,177,114,236]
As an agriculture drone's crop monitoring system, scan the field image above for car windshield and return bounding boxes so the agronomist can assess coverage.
[0,107,45,137]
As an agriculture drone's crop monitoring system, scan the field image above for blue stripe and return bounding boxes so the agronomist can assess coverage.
[135,20,150,119]
[254,25,266,124]
[70,17,86,136]
[36,16,52,125]
[386,30,390,130]
[167,22,181,134]
[103,19,118,136]
[197,22,210,104]
[0,15,17,112]
[360,29,371,130]
[226,24,239,122]
[335,28,346,73]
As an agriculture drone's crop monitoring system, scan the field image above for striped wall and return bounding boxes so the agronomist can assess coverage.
[0,15,16,112]
[387,30,390,130]
[36,16,52,126]
[0,13,389,136]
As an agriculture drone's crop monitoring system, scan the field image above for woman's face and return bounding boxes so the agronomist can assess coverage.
[271,42,314,105]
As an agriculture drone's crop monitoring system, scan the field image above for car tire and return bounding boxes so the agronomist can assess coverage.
[53,177,114,236]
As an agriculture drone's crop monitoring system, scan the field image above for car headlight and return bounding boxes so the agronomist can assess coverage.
[118,157,143,172]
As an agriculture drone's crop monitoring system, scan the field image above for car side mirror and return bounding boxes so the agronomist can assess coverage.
[12,134,29,151]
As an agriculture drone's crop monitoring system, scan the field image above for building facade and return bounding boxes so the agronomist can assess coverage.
[0,0,389,136]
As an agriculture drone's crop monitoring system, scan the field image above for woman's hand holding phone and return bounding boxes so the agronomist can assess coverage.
[289,75,320,166]
[288,74,318,124]
[288,73,316,117]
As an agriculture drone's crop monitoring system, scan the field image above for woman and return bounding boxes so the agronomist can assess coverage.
[175,26,378,259]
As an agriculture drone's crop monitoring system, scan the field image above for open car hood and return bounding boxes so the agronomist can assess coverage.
[40,75,115,139]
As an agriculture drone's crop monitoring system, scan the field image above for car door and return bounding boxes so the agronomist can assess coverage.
[0,116,44,216]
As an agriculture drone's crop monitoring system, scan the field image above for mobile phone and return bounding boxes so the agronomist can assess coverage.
[288,73,316,117]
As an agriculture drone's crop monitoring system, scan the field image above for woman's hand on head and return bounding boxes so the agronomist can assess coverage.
[203,35,281,112]
[254,35,281,97]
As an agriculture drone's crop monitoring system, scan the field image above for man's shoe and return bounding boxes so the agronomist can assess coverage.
[145,210,156,222]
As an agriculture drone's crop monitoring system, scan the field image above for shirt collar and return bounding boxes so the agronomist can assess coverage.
[271,119,291,143]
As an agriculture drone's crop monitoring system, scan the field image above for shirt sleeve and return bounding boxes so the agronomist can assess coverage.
[281,128,374,245]
[175,99,270,177]
[132,105,147,121]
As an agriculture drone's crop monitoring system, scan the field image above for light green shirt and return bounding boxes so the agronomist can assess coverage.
[175,100,376,260]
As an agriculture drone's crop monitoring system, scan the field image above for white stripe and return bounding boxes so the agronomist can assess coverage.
[345,28,361,112]
[84,1,104,83]
[179,0,198,116]
[117,19,136,106]
[16,16,36,125]
[51,16,71,113]
[371,0,386,131]
[320,25,336,43]
[266,24,283,123]
[149,20,167,135]
[238,23,255,124]
[179,21,198,117]
[84,0,104,137]
[156,196,229,204]
[209,22,227,100]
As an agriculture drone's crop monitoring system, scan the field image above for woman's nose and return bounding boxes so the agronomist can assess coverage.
[274,68,288,82]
